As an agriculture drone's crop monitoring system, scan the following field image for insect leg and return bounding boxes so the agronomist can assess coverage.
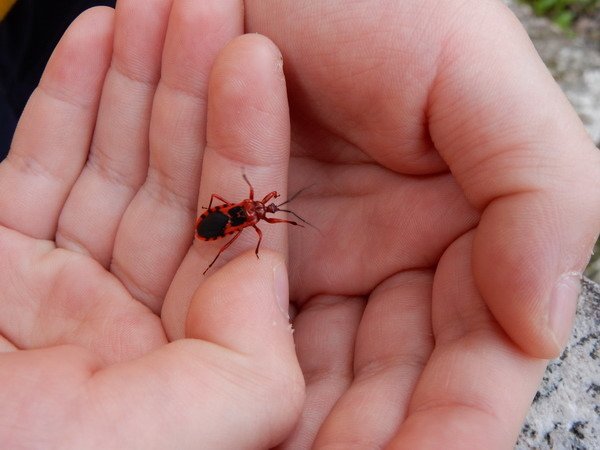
[207,194,230,210]
[242,173,254,200]
[263,217,302,227]
[203,231,242,275]
[252,225,263,259]
[260,191,279,204]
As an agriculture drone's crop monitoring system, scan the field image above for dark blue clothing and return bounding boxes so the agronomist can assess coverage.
[0,0,116,159]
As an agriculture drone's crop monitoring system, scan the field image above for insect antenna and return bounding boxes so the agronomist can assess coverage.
[278,208,321,233]
[276,184,315,207]
[276,184,322,234]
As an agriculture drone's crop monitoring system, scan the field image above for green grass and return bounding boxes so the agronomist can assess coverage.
[586,238,600,282]
[520,0,600,30]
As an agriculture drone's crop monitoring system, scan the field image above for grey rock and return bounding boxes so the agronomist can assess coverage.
[516,278,600,449]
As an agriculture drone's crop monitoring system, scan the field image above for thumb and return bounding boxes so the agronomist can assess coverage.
[427,3,600,358]
[186,249,297,361]
[183,249,305,447]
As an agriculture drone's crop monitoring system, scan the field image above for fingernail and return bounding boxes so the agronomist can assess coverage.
[273,263,290,320]
[276,54,284,76]
[548,272,581,349]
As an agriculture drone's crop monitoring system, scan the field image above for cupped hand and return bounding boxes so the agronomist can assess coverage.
[0,1,304,448]
[239,0,599,448]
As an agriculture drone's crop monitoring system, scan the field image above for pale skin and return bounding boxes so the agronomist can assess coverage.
[0,0,599,448]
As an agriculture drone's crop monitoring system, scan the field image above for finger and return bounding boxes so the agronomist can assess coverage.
[427,1,600,358]
[110,0,243,313]
[389,232,546,449]
[312,271,434,448]
[279,295,365,449]
[0,7,113,239]
[162,33,292,338]
[56,0,172,266]
[0,252,304,448]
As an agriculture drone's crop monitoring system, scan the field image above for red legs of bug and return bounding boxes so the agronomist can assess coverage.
[203,231,242,275]
[203,225,263,274]
[242,173,254,200]
[251,219,301,261]
[207,173,278,210]
[252,225,262,258]
[261,191,278,204]
[242,173,280,204]
[206,194,230,210]
[206,173,257,209]
[250,218,303,262]
[264,217,302,227]
[202,224,266,274]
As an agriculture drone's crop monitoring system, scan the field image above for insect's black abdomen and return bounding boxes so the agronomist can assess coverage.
[197,210,229,239]
[228,206,247,227]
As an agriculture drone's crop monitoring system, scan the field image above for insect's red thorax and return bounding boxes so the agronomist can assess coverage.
[248,200,279,220]
[242,200,261,220]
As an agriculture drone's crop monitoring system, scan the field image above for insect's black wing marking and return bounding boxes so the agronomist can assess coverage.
[228,206,248,227]
[197,210,229,239]
[203,230,243,275]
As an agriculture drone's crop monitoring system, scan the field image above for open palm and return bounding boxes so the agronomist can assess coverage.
[1,0,599,448]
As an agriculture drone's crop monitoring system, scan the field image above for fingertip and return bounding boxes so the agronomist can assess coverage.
[217,33,284,67]
[213,33,285,80]
[67,6,116,43]
[41,6,114,106]
[473,195,584,359]
[160,0,244,93]
[207,33,289,167]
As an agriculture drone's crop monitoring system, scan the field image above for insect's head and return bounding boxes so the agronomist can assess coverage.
[265,203,279,214]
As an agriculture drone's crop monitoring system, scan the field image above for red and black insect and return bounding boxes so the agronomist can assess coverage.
[195,174,311,274]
